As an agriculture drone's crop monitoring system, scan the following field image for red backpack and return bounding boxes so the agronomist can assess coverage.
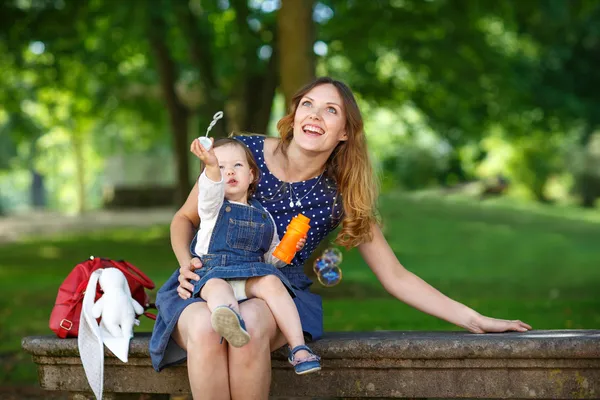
[49,257,156,338]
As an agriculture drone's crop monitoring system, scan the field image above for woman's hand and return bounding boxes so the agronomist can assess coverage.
[466,313,532,334]
[177,257,203,300]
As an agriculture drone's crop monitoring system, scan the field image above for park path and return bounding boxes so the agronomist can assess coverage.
[0,208,175,244]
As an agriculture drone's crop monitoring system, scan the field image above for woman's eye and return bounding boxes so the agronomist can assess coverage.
[219,165,224,169]
[301,100,312,107]
[327,107,337,114]
[235,163,243,167]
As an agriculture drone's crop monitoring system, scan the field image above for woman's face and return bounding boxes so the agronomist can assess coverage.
[292,83,348,153]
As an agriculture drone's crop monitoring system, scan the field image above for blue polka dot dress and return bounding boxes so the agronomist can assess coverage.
[235,135,343,340]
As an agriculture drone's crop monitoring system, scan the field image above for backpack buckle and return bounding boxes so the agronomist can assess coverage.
[60,319,73,330]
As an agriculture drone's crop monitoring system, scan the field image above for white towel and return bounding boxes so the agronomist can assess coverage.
[78,269,135,399]
[78,270,104,400]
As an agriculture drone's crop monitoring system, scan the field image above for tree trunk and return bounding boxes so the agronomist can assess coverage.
[148,12,191,206]
[278,0,316,109]
[243,45,279,134]
[29,140,46,209]
[174,1,227,139]
[576,123,600,208]
[580,173,600,208]
[30,170,46,208]
[71,132,86,214]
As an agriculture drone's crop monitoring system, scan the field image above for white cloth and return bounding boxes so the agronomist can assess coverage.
[78,268,137,400]
[228,279,248,301]
[78,270,104,400]
[194,171,284,267]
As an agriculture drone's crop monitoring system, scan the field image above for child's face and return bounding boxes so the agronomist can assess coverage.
[214,144,254,203]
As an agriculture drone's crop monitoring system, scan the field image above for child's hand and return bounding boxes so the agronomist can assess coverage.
[190,138,218,167]
[296,236,306,251]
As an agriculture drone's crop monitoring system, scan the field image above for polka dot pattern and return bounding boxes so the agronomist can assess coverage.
[235,135,343,268]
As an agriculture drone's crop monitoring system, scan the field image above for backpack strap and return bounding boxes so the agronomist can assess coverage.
[102,258,155,289]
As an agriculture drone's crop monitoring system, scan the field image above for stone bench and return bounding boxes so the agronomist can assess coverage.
[22,330,600,399]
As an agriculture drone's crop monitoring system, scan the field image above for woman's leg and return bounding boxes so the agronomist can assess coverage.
[172,302,230,400]
[228,298,287,400]
[200,277,239,312]
[245,275,310,359]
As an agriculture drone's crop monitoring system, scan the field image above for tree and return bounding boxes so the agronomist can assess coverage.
[278,0,316,107]
[0,0,282,209]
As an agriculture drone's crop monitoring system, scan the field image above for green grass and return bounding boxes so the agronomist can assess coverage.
[2,192,600,384]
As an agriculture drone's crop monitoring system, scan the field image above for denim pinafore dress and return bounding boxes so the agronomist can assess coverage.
[149,198,294,372]
[190,198,294,297]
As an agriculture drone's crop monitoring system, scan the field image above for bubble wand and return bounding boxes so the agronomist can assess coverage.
[198,111,224,151]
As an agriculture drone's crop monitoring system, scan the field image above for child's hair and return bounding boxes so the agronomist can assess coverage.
[210,138,261,198]
[275,77,379,249]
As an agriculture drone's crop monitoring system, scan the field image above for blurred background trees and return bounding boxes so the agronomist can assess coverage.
[1,0,600,213]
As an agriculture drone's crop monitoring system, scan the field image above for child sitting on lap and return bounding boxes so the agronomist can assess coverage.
[189,137,320,375]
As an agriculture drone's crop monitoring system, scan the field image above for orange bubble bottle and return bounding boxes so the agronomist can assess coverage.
[272,214,311,264]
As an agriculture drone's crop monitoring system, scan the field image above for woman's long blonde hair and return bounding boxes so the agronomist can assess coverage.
[275,77,379,248]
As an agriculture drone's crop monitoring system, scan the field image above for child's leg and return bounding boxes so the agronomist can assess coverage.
[200,278,239,313]
[201,278,250,347]
[245,275,311,360]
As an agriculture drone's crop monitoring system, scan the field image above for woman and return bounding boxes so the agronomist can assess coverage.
[151,77,531,399]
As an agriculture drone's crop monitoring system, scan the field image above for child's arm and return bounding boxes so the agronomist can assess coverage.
[266,229,286,268]
[190,138,223,219]
[191,137,220,181]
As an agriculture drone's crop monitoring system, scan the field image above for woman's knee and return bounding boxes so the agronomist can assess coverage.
[239,299,277,338]
[176,303,222,350]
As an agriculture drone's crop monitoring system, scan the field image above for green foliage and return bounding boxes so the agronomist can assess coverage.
[317,0,600,204]
[2,0,600,210]
[381,140,446,191]
[507,131,565,202]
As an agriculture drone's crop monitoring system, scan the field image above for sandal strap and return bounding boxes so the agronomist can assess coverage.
[289,344,314,356]
[289,354,320,366]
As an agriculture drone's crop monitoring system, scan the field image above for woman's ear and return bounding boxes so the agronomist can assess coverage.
[339,129,349,142]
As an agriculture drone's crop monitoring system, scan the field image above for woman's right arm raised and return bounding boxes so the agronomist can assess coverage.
[171,181,202,298]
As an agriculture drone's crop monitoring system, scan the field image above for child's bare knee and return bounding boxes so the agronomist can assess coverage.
[202,278,229,295]
[253,275,285,296]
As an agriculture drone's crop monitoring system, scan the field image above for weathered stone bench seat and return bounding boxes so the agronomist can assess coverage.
[22,330,600,399]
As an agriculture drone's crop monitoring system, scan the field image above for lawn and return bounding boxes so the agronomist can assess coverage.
[1,192,599,385]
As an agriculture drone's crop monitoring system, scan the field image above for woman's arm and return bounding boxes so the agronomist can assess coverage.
[171,182,202,298]
[358,223,531,333]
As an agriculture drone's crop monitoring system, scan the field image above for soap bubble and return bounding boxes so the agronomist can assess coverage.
[321,247,342,264]
[317,264,342,287]
[313,247,343,287]
[313,257,333,275]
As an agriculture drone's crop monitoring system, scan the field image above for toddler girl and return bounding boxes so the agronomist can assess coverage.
[188,137,320,375]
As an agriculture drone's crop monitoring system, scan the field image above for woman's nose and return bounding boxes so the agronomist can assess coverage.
[309,108,323,120]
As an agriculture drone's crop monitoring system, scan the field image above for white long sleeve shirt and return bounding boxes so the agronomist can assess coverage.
[193,171,284,267]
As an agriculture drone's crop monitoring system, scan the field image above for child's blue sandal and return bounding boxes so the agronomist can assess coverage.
[211,305,250,348]
[288,345,321,375]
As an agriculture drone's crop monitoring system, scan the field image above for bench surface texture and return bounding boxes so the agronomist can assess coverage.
[22,330,600,399]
